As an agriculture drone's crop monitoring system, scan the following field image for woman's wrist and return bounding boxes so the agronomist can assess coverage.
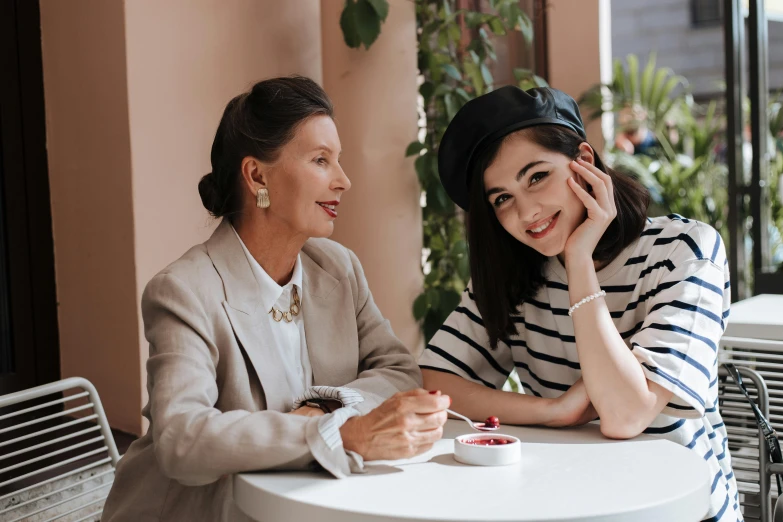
[504,394,560,426]
[564,250,593,272]
[289,405,326,417]
[542,392,591,428]
[339,416,365,456]
[565,257,601,306]
[539,397,564,426]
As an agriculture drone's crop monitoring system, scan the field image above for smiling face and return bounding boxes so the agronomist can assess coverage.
[482,130,593,257]
[243,115,350,239]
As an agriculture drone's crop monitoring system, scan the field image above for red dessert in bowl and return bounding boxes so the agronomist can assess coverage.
[460,436,514,446]
[454,433,521,466]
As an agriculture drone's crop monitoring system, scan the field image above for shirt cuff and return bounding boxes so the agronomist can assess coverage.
[305,406,365,478]
[293,386,365,410]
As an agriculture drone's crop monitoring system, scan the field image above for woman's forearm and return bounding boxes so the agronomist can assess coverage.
[421,369,559,426]
[566,256,670,437]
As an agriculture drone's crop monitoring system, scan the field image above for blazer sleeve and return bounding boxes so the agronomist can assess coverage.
[339,249,422,415]
[143,273,355,485]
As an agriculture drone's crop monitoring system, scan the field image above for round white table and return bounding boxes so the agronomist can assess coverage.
[723,294,783,341]
[234,420,711,522]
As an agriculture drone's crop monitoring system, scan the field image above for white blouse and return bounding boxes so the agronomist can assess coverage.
[231,226,365,474]
[232,227,313,399]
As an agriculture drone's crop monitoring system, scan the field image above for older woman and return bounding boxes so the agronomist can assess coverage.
[103,76,449,522]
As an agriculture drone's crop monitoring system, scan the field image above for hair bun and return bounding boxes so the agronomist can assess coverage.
[198,172,223,217]
[200,76,333,220]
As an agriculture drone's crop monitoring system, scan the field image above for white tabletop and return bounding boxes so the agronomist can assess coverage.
[724,294,783,341]
[234,420,711,522]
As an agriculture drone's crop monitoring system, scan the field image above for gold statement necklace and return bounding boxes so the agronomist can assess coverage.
[269,286,301,323]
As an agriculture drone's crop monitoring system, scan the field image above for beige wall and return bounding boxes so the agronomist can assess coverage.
[41,0,422,435]
[40,0,141,435]
[546,0,612,149]
[321,0,423,354]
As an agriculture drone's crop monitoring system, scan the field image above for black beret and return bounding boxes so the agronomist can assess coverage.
[438,86,587,210]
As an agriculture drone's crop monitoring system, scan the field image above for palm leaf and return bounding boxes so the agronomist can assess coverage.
[627,54,640,103]
[640,52,657,108]
[613,58,628,102]
[648,67,673,115]
[652,75,688,126]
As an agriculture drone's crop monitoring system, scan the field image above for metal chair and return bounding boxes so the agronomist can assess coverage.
[0,377,120,522]
[720,337,783,522]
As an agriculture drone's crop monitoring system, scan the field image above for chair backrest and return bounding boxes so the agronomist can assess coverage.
[720,337,783,522]
[0,377,120,522]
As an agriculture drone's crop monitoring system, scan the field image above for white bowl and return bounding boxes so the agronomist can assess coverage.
[453,433,522,466]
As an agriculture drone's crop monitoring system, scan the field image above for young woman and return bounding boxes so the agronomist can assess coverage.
[420,86,740,522]
[103,76,448,522]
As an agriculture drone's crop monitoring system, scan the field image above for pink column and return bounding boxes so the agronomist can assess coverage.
[321,1,424,354]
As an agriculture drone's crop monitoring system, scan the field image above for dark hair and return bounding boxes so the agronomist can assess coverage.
[198,76,334,218]
[466,125,650,348]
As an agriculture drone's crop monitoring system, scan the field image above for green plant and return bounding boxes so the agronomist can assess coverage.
[581,53,689,158]
[613,151,728,232]
[583,54,730,237]
[340,0,390,50]
[768,94,783,268]
[584,52,783,278]
[408,1,542,341]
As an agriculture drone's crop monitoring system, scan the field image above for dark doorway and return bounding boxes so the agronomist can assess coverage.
[724,0,783,297]
[0,0,60,395]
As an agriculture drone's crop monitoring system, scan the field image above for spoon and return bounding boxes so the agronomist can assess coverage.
[447,409,499,432]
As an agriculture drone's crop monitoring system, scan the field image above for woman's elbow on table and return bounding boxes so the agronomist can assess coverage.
[598,401,665,439]
[599,418,646,440]
[597,382,674,440]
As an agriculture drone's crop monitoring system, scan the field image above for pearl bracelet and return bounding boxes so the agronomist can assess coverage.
[568,290,606,317]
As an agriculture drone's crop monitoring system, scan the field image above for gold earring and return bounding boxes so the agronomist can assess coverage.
[256,188,270,209]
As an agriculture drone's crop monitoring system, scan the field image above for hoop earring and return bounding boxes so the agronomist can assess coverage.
[256,188,270,209]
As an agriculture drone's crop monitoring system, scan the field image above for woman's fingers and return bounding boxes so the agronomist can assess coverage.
[570,160,611,209]
[388,409,446,435]
[356,390,450,460]
[580,157,611,180]
[577,158,613,189]
[408,426,444,454]
[414,410,448,431]
[401,392,451,415]
[574,159,617,215]
[381,423,444,459]
[567,177,602,212]
[416,425,445,444]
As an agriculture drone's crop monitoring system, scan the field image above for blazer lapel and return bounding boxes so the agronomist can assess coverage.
[300,250,356,386]
[206,220,290,412]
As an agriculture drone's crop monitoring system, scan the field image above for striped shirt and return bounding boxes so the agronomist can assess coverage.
[420,215,741,522]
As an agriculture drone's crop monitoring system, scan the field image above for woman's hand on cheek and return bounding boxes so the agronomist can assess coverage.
[563,159,617,264]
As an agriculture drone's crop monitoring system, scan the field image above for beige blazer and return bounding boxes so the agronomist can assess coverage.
[102,220,421,522]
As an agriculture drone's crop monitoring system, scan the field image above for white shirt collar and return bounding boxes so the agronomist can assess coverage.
[231,225,303,313]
